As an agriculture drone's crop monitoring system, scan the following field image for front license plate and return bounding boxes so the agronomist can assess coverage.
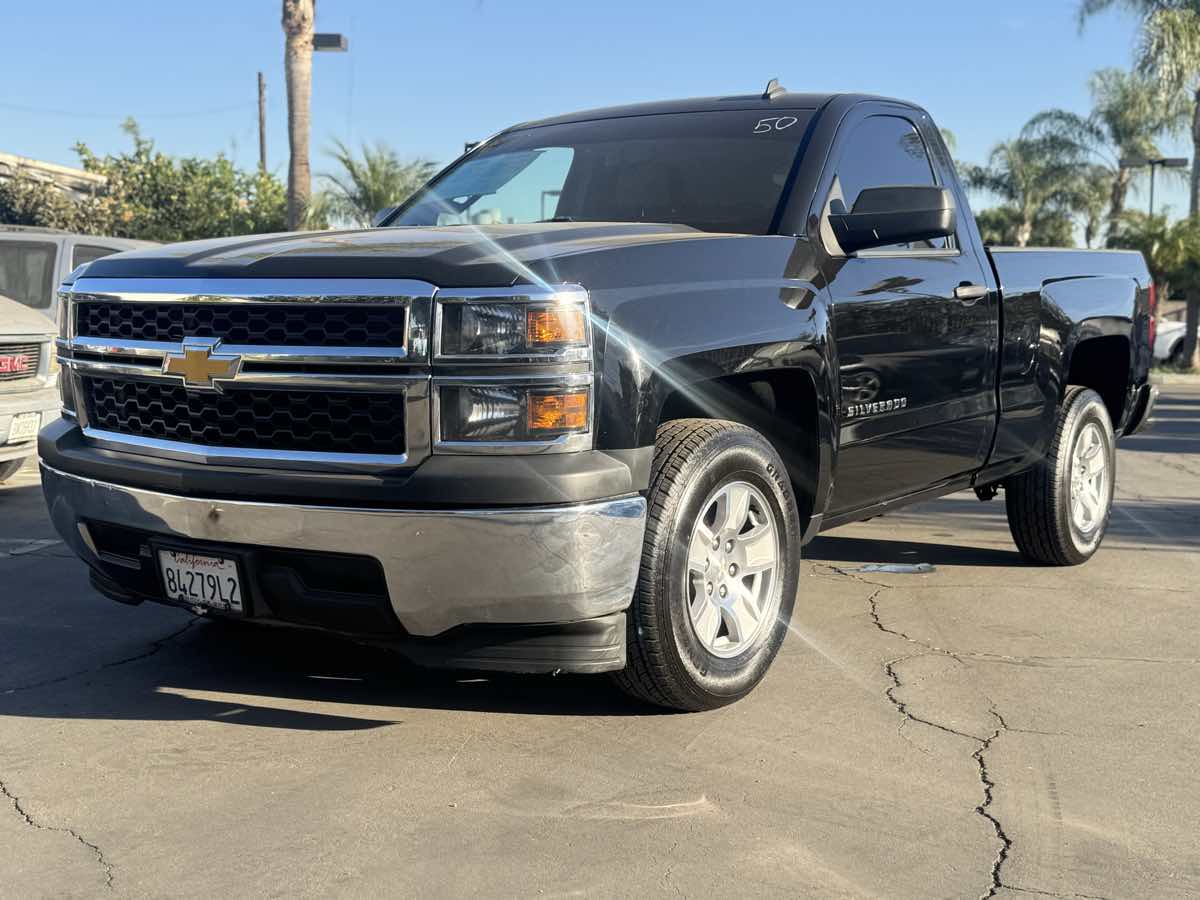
[157,549,244,614]
[6,412,39,444]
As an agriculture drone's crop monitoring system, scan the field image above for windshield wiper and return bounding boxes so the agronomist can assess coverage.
[536,216,575,223]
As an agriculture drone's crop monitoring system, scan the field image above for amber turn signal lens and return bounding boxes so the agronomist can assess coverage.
[528,390,589,433]
[527,306,586,347]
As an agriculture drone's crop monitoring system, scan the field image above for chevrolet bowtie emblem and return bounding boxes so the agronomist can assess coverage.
[162,338,242,390]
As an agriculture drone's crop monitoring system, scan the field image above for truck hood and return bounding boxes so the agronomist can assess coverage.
[0,294,55,338]
[78,223,729,287]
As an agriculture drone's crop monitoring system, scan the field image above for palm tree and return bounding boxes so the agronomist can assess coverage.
[318,140,437,227]
[974,206,1076,247]
[1024,68,1188,238]
[1081,0,1200,365]
[963,133,1092,247]
[282,0,315,230]
[1109,210,1200,304]
[1079,163,1120,247]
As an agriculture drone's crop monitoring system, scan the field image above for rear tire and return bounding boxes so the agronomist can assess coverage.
[1169,340,1186,368]
[612,419,801,711]
[1005,386,1115,565]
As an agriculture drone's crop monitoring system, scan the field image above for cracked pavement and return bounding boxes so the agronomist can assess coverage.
[1,385,1198,898]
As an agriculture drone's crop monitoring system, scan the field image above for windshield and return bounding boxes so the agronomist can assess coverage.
[392,109,814,235]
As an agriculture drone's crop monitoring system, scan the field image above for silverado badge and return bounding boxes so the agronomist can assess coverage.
[162,337,242,390]
[846,397,908,419]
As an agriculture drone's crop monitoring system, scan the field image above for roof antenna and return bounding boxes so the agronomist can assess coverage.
[762,78,786,100]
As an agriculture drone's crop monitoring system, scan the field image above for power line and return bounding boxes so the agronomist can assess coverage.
[0,100,258,121]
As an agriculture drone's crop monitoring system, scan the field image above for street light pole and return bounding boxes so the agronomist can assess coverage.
[1121,155,1189,218]
[257,72,267,172]
[1150,163,1156,219]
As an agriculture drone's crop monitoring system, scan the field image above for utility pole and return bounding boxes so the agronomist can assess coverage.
[257,72,267,172]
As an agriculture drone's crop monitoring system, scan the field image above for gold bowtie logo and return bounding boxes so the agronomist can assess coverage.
[162,338,242,389]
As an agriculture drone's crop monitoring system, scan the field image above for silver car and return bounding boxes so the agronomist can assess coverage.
[0,294,61,479]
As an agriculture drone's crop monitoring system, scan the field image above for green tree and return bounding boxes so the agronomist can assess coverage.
[963,133,1091,247]
[1024,67,1188,238]
[0,170,79,230]
[1079,163,1119,247]
[1109,210,1200,306]
[1080,1,1200,365]
[72,120,292,241]
[318,139,436,227]
[974,205,1076,247]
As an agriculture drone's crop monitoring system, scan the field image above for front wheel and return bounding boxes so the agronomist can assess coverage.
[612,419,801,711]
[1005,386,1115,565]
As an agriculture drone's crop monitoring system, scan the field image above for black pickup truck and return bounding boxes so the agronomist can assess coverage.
[42,85,1156,711]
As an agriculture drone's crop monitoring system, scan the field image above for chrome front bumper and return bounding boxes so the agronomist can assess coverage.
[40,463,646,636]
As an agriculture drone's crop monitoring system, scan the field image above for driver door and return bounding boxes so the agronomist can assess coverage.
[821,110,997,515]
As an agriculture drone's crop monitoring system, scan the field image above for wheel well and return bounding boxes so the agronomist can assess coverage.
[1067,335,1130,426]
[658,369,819,532]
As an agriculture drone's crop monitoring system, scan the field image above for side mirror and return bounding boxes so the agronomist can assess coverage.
[828,185,956,254]
[371,205,399,228]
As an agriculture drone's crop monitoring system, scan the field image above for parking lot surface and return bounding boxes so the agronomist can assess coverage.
[2,386,1197,899]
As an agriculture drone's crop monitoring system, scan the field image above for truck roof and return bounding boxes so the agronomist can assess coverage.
[509,90,908,132]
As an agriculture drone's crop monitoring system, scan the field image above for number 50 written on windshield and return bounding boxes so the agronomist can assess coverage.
[753,116,799,133]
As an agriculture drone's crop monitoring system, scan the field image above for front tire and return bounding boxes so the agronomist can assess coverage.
[1005,386,1115,565]
[613,419,801,711]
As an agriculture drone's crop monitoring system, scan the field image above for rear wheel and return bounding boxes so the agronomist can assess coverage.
[1168,340,1186,368]
[1005,386,1115,565]
[612,419,801,711]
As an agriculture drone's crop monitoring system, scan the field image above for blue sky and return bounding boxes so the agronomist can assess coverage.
[2,0,1191,217]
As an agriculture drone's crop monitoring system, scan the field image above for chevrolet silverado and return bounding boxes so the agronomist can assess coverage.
[41,85,1156,710]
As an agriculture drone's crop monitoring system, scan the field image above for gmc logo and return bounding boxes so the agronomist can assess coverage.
[0,354,31,374]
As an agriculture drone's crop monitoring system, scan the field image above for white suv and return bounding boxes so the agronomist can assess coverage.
[0,226,155,323]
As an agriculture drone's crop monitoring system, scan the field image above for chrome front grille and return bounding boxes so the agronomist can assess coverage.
[83,377,407,455]
[0,342,42,382]
[77,301,407,347]
[58,278,433,472]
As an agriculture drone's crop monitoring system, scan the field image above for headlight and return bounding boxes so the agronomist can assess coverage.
[437,381,591,446]
[433,286,594,454]
[435,289,590,362]
[56,291,71,342]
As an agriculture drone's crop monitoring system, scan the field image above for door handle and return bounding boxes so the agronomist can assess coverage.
[954,283,988,303]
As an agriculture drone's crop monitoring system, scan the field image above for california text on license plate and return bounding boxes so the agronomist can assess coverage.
[157,549,243,613]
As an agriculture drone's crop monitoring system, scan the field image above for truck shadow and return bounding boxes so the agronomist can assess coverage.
[804,533,1028,567]
[0,614,662,730]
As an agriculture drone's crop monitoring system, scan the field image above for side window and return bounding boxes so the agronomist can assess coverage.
[73,244,120,268]
[826,115,955,252]
[0,241,57,310]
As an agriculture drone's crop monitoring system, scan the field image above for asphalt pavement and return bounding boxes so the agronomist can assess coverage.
[1,386,1197,899]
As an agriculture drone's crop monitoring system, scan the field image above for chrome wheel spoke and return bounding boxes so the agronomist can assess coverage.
[723,584,762,645]
[735,522,776,575]
[687,525,713,574]
[1069,422,1108,534]
[683,479,782,658]
[691,596,722,646]
[712,482,752,534]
